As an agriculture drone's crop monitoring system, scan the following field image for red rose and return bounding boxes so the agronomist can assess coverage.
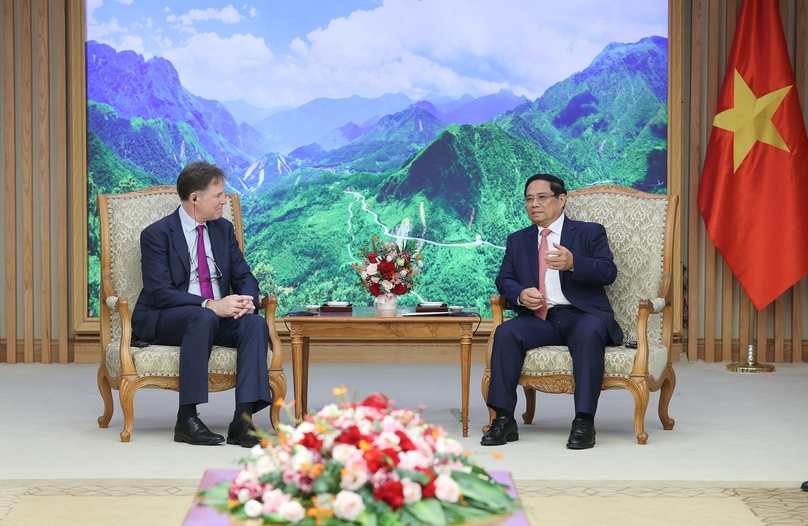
[382,447,400,467]
[369,283,382,296]
[334,425,370,447]
[416,467,437,498]
[422,479,436,499]
[299,432,323,451]
[367,253,377,263]
[378,260,396,278]
[395,430,416,451]
[360,393,389,409]
[373,480,405,510]
[391,283,407,295]
[363,448,390,473]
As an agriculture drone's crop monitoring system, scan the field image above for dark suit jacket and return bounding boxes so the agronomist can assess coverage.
[495,216,623,345]
[131,207,260,343]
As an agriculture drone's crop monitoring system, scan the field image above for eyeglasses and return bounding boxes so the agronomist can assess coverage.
[524,193,557,205]
[190,255,223,284]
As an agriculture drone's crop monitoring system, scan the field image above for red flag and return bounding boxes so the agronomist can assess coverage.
[698,0,808,311]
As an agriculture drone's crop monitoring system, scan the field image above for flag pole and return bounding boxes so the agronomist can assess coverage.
[726,300,775,373]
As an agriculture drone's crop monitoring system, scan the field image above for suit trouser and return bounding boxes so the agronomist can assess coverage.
[154,306,271,411]
[487,305,609,416]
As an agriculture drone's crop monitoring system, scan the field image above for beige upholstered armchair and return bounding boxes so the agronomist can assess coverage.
[482,185,679,444]
[97,186,287,442]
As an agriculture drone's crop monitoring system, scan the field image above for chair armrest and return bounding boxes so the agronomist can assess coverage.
[630,270,673,376]
[260,295,284,370]
[487,295,510,368]
[99,271,136,375]
[105,295,136,375]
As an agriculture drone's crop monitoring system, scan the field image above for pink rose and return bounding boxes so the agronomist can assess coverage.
[278,500,306,523]
[434,474,461,503]
[261,488,291,514]
[333,490,366,522]
[401,478,423,504]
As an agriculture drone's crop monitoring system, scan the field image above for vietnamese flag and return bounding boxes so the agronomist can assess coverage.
[698,0,808,311]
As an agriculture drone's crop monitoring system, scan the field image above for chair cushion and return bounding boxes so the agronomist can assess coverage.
[522,343,668,381]
[104,344,275,380]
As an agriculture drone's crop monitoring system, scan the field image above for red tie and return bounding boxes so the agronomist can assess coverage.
[535,228,552,320]
[196,225,214,300]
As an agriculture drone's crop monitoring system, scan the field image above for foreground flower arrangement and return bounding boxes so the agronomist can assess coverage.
[199,391,517,525]
[353,237,423,299]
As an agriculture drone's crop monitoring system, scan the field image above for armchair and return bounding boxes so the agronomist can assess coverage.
[482,185,678,444]
[97,185,287,442]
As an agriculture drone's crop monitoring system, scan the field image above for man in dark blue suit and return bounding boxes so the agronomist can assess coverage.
[132,161,271,447]
[482,174,623,449]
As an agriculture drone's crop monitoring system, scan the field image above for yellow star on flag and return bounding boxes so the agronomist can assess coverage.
[713,69,792,171]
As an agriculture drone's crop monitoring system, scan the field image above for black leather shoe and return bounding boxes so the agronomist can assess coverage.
[174,414,225,445]
[481,416,519,446]
[566,417,596,449]
[227,416,261,448]
[802,481,808,491]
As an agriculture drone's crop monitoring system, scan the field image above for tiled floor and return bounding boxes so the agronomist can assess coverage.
[1,480,806,524]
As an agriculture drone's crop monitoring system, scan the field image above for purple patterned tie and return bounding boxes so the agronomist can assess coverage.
[196,225,214,300]
[535,228,552,320]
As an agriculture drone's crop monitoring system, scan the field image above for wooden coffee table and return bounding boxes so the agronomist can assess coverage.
[285,307,479,437]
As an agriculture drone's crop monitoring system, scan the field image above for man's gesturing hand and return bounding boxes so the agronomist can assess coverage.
[206,294,256,319]
[546,242,574,271]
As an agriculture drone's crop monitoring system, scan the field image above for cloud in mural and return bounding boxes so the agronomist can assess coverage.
[86,0,666,108]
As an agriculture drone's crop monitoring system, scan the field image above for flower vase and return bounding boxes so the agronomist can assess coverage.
[374,293,398,317]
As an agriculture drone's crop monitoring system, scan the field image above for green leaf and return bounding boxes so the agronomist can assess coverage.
[403,499,447,526]
[313,474,333,494]
[197,481,231,511]
[357,508,379,526]
[451,471,515,514]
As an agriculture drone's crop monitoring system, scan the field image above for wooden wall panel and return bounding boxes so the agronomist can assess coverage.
[55,0,68,363]
[687,0,703,362]
[0,0,69,363]
[3,0,18,364]
[21,0,34,363]
[37,0,50,362]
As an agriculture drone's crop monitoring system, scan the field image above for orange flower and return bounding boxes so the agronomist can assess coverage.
[492,451,503,459]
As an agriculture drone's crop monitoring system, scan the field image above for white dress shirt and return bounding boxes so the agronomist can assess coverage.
[538,214,571,308]
[178,206,223,303]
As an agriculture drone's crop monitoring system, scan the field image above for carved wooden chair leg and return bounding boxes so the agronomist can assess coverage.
[268,374,287,430]
[119,379,137,443]
[628,379,650,445]
[97,367,114,428]
[658,371,676,430]
[480,372,493,433]
[521,386,536,424]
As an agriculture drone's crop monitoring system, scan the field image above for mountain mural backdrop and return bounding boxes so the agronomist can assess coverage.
[85,37,667,317]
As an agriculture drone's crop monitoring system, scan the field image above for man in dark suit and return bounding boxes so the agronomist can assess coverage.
[482,174,623,449]
[131,161,271,447]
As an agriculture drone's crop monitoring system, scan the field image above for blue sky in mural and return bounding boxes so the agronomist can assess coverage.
[87,0,667,109]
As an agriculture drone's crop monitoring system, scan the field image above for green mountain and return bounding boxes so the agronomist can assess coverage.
[241,122,572,314]
[495,36,668,191]
[311,106,449,173]
[87,101,214,185]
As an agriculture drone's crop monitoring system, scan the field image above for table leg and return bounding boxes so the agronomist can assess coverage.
[290,323,304,422]
[460,322,472,437]
[301,337,310,417]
